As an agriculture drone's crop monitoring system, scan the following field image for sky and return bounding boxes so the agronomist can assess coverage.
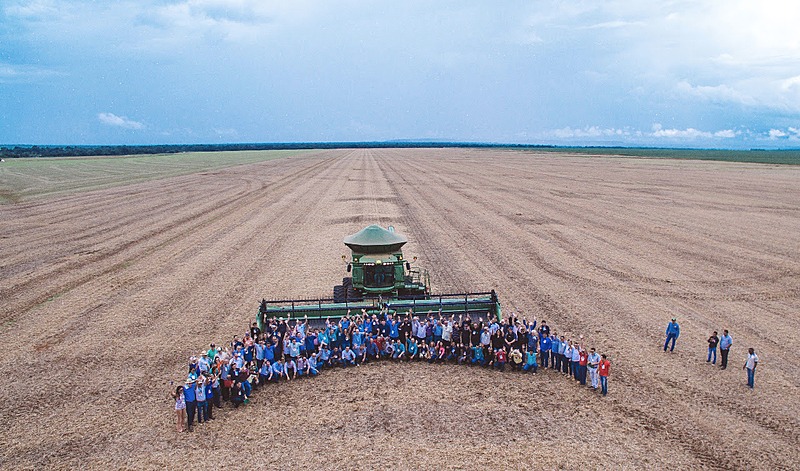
[1,0,800,148]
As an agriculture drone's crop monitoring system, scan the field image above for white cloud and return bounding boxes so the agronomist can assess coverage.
[768,129,787,139]
[713,129,737,138]
[651,124,739,140]
[549,126,631,139]
[676,81,756,106]
[651,124,710,139]
[0,62,64,83]
[582,20,644,29]
[98,112,144,130]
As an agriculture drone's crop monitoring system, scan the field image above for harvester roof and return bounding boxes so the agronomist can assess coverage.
[343,225,407,254]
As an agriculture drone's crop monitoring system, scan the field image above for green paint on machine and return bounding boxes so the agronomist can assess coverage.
[257,225,501,327]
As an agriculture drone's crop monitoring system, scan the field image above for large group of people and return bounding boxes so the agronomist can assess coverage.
[170,309,612,433]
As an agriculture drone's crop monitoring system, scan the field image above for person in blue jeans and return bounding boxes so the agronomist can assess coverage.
[743,348,759,389]
[707,331,719,364]
[664,318,680,352]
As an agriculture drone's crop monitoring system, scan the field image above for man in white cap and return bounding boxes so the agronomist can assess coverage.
[664,318,680,352]
[183,377,197,432]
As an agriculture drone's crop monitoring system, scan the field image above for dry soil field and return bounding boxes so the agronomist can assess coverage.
[1,148,799,469]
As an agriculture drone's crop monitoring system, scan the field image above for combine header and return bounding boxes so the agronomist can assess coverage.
[257,225,501,328]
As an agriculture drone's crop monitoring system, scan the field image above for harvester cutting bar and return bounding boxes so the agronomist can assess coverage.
[257,290,501,330]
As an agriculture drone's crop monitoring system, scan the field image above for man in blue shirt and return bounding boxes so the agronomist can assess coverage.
[271,359,285,382]
[664,318,680,352]
[183,378,197,431]
[341,346,357,367]
[719,329,733,369]
[539,334,551,368]
[551,334,561,371]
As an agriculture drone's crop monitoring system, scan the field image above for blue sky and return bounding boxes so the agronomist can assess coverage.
[2,0,799,147]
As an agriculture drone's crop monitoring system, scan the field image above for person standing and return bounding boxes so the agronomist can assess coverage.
[743,348,759,389]
[578,345,588,385]
[171,386,186,433]
[664,318,680,352]
[598,354,610,396]
[183,378,197,432]
[539,333,551,369]
[719,330,733,369]
[587,348,601,390]
[707,331,719,364]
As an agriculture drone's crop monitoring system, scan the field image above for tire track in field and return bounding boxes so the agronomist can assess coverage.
[0,153,339,321]
[0,151,354,467]
[377,149,799,469]
[0,155,321,278]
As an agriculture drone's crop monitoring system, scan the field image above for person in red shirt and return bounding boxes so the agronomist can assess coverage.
[598,354,610,396]
[578,347,589,385]
[494,348,507,371]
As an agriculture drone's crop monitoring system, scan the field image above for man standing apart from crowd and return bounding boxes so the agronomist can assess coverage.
[719,330,733,369]
[664,318,680,352]
[743,348,759,389]
[707,331,719,364]
[598,354,610,396]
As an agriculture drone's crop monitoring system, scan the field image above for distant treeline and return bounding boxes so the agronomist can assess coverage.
[0,142,551,159]
[1,143,799,165]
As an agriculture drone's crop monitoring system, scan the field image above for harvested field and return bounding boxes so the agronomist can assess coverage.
[1,148,799,469]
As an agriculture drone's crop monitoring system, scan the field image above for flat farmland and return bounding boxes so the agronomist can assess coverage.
[1,148,799,469]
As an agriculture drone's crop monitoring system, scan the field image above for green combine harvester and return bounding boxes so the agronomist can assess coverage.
[257,225,501,328]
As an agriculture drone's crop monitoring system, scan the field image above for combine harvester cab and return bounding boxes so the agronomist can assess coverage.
[258,225,501,328]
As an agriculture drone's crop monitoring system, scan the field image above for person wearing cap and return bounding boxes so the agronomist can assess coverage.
[587,348,601,390]
[183,377,197,431]
[743,347,759,389]
[664,318,680,352]
[598,354,611,396]
[719,329,733,369]
[194,377,207,424]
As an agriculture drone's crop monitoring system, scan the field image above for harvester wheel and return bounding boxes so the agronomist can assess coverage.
[342,277,352,288]
[333,285,346,303]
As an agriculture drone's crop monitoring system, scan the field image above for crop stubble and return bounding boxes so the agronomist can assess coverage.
[0,149,799,469]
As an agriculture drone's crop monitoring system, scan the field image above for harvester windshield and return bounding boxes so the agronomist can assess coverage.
[364,264,395,288]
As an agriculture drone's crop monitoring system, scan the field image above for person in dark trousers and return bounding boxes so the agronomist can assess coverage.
[707,331,719,364]
[719,330,733,369]
[664,318,680,352]
[183,378,197,432]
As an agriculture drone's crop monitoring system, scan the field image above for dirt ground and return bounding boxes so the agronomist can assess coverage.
[1,148,799,470]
